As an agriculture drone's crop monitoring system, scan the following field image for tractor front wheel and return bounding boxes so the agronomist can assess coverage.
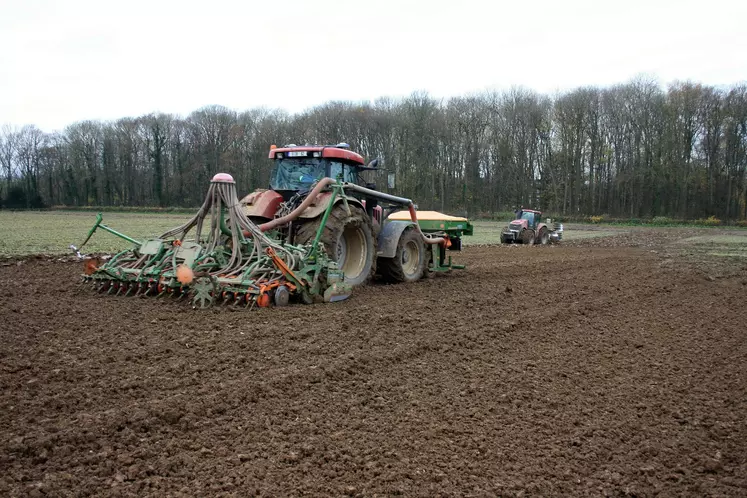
[378,228,425,283]
[521,228,535,245]
[295,204,375,287]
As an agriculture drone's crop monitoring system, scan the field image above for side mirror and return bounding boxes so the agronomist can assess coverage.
[387,173,395,190]
[367,158,380,169]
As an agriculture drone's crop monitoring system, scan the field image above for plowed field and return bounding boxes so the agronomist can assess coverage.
[2,229,746,497]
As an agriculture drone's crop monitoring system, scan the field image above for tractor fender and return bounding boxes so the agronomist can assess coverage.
[377,221,416,258]
[240,189,283,219]
[298,193,364,219]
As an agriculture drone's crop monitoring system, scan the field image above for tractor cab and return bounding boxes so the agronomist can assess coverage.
[513,209,542,230]
[268,143,376,200]
[241,143,383,226]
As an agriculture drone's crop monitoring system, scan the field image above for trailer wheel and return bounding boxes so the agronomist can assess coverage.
[378,228,425,283]
[295,204,375,287]
[521,228,535,245]
[539,227,549,245]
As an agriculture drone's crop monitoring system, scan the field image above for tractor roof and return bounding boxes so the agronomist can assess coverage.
[520,209,542,214]
[268,144,365,165]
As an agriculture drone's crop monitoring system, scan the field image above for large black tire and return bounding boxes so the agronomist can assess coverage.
[521,228,535,245]
[295,204,375,287]
[378,228,426,283]
[538,227,549,245]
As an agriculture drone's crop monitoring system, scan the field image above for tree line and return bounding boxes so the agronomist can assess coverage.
[1,77,746,220]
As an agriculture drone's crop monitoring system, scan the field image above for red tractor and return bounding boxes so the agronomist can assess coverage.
[239,143,472,288]
[500,208,562,245]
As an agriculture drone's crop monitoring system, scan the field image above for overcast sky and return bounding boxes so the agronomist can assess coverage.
[1,0,745,132]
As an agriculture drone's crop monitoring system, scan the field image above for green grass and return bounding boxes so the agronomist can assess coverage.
[0,211,630,257]
[678,234,747,245]
[0,211,192,257]
[676,234,747,258]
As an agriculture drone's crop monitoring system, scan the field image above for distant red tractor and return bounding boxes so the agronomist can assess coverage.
[500,208,563,245]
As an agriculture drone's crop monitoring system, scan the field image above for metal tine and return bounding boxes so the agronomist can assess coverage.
[116,282,126,296]
[124,283,136,297]
[108,282,118,295]
[134,282,145,297]
[232,293,244,308]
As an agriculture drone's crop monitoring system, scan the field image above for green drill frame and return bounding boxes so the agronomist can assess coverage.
[73,182,352,308]
[74,177,469,308]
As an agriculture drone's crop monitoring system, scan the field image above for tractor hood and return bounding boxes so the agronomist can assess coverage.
[508,219,527,229]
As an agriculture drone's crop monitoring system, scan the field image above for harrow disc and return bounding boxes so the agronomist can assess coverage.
[274,285,290,306]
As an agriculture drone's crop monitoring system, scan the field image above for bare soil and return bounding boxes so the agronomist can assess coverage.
[1,232,746,497]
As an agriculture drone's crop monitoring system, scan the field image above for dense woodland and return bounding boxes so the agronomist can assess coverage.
[1,78,746,220]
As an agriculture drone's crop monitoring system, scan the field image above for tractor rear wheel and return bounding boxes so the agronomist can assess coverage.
[521,228,535,245]
[539,227,549,245]
[378,228,425,283]
[295,204,375,287]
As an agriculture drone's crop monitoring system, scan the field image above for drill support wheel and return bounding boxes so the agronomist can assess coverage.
[192,274,218,309]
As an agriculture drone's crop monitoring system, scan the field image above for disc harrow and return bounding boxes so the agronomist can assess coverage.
[72,173,351,309]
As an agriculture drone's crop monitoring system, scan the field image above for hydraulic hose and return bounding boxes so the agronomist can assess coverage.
[243,178,447,247]
[339,183,447,246]
[245,177,337,234]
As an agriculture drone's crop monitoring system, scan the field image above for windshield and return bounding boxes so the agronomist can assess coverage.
[270,158,358,190]
[520,211,535,224]
[270,158,326,190]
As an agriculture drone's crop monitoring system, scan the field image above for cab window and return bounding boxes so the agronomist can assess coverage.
[329,161,357,183]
